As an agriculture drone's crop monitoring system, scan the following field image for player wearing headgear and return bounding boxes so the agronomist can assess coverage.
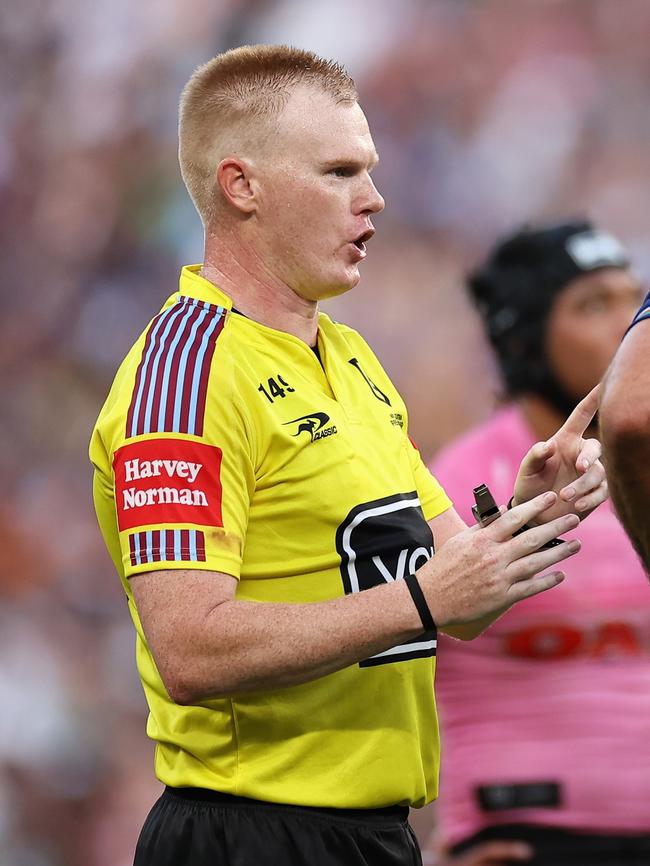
[472,219,631,418]
[426,220,650,866]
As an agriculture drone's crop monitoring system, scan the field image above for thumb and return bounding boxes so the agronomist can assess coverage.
[518,439,556,477]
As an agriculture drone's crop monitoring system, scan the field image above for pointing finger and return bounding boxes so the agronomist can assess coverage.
[557,384,600,438]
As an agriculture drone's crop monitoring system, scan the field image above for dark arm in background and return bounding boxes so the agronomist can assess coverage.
[600,317,650,574]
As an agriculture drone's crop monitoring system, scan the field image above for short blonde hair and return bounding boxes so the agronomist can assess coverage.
[178,45,357,225]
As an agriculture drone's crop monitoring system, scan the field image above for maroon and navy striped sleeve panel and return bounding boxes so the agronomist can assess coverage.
[129,529,206,567]
[126,295,226,439]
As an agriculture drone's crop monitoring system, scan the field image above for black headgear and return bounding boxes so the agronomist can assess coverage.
[469,219,630,415]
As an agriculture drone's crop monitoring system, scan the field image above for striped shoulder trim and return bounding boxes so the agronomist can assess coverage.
[129,529,206,567]
[126,296,226,438]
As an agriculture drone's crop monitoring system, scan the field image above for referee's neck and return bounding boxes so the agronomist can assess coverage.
[200,251,320,348]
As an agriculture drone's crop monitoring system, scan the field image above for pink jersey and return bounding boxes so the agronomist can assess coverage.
[430,404,650,844]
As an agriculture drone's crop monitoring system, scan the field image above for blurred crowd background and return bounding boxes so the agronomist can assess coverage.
[2,0,650,862]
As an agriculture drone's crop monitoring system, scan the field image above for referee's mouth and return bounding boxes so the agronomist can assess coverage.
[350,227,375,259]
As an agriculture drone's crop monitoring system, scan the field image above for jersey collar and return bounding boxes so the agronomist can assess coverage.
[178,264,233,311]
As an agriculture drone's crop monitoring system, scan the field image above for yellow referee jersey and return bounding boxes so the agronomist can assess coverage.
[90,265,451,809]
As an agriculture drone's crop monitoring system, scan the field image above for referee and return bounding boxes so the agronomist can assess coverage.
[90,45,607,866]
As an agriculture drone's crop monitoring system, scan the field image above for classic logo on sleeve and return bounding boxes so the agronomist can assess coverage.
[113,438,223,531]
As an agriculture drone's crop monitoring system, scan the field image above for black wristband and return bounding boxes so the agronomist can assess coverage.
[404,573,436,633]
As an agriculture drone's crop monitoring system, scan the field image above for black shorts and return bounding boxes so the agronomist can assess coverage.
[451,823,650,866]
[134,786,422,866]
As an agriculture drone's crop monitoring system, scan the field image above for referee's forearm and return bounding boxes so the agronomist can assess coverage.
[165,579,423,703]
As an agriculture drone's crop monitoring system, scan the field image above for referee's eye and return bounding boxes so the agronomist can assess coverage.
[329,165,356,178]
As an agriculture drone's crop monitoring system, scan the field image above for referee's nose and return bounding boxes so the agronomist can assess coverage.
[357,173,385,216]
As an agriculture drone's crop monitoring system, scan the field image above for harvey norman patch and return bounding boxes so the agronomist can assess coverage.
[113,438,223,532]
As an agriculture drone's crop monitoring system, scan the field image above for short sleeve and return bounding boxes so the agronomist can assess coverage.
[97,300,254,580]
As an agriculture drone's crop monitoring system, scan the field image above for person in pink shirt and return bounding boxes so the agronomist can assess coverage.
[428,221,650,865]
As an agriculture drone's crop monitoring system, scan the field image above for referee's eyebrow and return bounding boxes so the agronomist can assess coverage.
[320,153,380,172]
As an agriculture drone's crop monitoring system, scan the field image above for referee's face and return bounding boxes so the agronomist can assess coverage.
[256,85,385,301]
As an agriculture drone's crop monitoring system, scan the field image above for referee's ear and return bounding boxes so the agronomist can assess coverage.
[216,156,258,214]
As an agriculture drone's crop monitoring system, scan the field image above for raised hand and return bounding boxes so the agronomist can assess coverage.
[512,385,607,523]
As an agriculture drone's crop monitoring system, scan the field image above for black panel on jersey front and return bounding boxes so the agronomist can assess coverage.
[336,492,437,666]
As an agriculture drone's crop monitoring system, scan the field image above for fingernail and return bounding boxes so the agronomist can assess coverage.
[575,500,587,512]
[582,459,590,471]
[562,487,575,500]
[568,540,581,552]
[566,514,580,527]
[544,491,555,503]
